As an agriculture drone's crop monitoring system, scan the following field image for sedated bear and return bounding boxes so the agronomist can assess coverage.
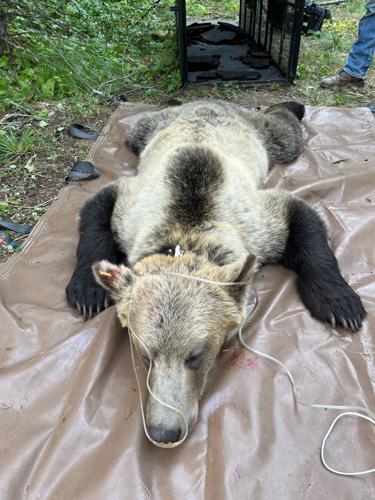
[66,100,366,445]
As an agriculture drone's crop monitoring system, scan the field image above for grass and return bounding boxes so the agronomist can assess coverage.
[0,126,42,165]
[1,0,374,261]
[0,0,181,113]
[186,0,239,19]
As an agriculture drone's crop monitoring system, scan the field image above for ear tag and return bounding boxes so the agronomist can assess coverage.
[99,269,119,284]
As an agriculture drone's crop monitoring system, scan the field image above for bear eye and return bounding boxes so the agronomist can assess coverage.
[185,350,204,369]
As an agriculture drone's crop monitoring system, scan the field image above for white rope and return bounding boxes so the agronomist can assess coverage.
[164,271,250,286]
[320,412,375,476]
[239,325,375,476]
[126,270,375,474]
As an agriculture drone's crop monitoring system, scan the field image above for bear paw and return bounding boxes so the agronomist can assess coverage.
[298,277,366,332]
[66,271,113,320]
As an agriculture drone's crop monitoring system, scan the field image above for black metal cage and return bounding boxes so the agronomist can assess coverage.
[175,0,304,85]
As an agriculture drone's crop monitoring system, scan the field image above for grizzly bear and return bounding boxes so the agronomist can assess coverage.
[66,101,366,445]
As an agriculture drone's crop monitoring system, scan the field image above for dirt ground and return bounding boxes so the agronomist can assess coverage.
[0,101,114,262]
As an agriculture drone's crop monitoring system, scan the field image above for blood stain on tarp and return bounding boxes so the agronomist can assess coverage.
[231,402,251,418]
[0,346,13,364]
[224,349,260,370]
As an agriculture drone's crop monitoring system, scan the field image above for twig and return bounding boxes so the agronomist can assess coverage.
[354,351,374,361]
[14,234,29,242]
[0,113,31,125]
[0,33,24,51]
[33,197,57,208]
[319,0,350,5]
[95,74,138,92]
[8,197,57,209]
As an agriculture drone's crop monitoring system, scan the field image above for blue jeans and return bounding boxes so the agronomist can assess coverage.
[344,0,375,79]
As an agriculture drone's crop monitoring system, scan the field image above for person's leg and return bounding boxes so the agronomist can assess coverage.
[344,0,375,79]
[320,0,375,87]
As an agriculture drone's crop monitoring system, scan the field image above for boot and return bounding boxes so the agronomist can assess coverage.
[320,70,364,88]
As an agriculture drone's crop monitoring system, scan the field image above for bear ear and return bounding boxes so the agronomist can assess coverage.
[92,260,133,300]
[218,253,257,303]
[219,253,257,284]
[235,254,257,284]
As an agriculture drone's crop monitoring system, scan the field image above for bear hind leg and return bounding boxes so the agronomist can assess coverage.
[125,107,179,156]
[262,101,305,168]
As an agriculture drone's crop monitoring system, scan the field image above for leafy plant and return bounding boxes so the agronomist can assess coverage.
[0,126,40,164]
[0,0,180,111]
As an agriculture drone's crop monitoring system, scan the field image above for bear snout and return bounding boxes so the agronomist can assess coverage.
[147,425,181,444]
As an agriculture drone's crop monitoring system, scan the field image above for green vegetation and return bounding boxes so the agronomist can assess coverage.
[0,0,241,113]
[0,0,372,113]
[186,0,239,19]
[0,0,180,112]
[0,126,41,164]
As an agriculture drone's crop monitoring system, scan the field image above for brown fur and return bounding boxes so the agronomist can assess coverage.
[93,252,257,435]
[92,100,304,443]
[68,100,366,443]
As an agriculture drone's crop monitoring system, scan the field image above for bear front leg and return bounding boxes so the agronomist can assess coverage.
[66,183,124,319]
[281,197,366,331]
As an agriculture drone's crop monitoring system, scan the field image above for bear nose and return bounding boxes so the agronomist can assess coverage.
[148,426,181,444]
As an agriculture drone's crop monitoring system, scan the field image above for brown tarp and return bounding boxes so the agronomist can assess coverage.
[0,104,374,499]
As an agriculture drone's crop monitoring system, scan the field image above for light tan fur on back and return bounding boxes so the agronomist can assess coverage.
[114,101,292,267]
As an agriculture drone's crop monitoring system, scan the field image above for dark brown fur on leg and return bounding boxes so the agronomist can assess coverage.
[125,107,180,156]
[261,101,305,168]
[281,197,366,331]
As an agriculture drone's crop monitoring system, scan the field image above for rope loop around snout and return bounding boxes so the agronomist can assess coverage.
[128,290,189,449]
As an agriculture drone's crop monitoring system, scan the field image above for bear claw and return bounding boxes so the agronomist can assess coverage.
[66,273,113,320]
[298,277,366,333]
